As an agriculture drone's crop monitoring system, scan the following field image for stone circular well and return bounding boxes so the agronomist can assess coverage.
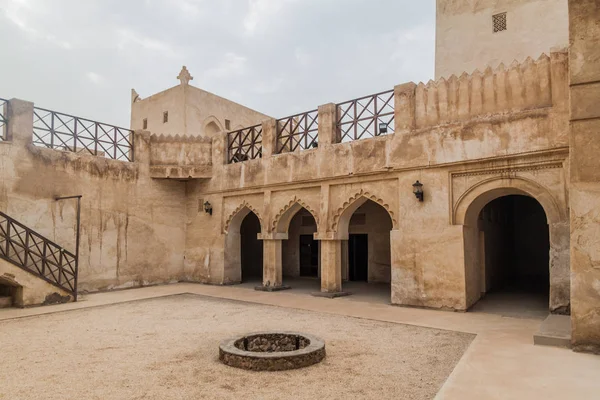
[219,331,325,371]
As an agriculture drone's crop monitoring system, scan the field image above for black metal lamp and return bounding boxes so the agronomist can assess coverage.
[379,122,388,135]
[412,180,424,202]
[203,201,213,215]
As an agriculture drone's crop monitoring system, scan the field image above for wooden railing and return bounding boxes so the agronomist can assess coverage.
[0,211,78,298]
[276,109,318,153]
[227,124,263,163]
[336,90,395,143]
[32,107,134,161]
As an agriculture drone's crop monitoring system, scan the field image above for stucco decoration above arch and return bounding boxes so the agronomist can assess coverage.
[331,189,398,234]
[271,197,320,234]
[453,176,565,226]
[223,201,263,234]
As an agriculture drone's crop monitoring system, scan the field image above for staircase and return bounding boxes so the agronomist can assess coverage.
[0,211,78,302]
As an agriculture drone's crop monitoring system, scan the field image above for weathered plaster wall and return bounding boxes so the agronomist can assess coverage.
[1,100,187,293]
[568,0,600,353]
[436,0,568,78]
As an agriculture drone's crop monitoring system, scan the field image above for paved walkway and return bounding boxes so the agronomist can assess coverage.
[1,283,598,399]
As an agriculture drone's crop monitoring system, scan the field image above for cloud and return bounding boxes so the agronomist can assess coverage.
[204,52,248,79]
[115,28,181,59]
[243,0,296,34]
[86,72,104,85]
[0,0,435,127]
[1,0,72,49]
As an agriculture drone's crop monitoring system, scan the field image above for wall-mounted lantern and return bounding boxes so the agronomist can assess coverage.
[412,180,424,202]
[379,122,388,135]
[203,201,213,215]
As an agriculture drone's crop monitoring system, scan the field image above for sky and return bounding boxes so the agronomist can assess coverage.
[0,0,436,128]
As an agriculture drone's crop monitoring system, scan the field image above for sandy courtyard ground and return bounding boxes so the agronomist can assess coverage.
[0,294,473,400]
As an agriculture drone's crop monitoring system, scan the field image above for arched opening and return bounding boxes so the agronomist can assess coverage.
[240,212,263,282]
[204,119,223,139]
[338,198,394,301]
[281,207,320,291]
[0,275,23,308]
[469,195,550,317]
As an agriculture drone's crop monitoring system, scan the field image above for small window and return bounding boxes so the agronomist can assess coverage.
[225,119,231,130]
[163,111,169,123]
[493,12,507,33]
[142,118,147,129]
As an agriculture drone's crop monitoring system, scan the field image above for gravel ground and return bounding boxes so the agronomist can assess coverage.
[0,294,474,400]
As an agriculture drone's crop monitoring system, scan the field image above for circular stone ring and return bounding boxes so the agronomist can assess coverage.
[219,331,326,371]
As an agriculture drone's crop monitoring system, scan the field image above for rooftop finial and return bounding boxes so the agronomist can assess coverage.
[177,66,193,86]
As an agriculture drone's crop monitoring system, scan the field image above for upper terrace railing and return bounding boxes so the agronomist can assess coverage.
[32,107,134,162]
[0,211,78,298]
[0,98,7,141]
[276,109,319,153]
[227,124,262,163]
[336,90,395,142]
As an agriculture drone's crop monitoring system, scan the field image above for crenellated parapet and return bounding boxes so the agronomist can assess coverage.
[412,52,565,129]
[148,133,212,179]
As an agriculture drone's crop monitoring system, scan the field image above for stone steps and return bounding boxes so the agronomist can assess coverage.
[0,296,12,309]
[534,314,571,348]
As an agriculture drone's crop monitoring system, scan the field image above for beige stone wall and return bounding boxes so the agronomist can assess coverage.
[183,53,570,310]
[568,0,600,353]
[435,0,569,78]
[130,77,270,140]
[1,100,187,293]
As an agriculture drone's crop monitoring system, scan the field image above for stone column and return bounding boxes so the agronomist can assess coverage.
[261,118,278,158]
[7,98,34,144]
[256,234,290,292]
[568,0,600,354]
[317,103,339,145]
[313,236,349,298]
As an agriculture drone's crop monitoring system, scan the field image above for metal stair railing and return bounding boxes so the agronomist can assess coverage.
[0,211,78,299]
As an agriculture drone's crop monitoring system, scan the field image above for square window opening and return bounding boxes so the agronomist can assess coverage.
[493,12,507,33]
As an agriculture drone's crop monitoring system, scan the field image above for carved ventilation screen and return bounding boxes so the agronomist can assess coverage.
[493,12,507,33]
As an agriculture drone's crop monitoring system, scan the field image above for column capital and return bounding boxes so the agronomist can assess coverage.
[257,232,288,241]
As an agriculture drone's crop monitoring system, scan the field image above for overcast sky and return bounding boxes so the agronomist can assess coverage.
[0,0,435,128]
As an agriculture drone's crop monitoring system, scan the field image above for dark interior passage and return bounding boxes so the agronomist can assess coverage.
[299,234,319,277]
[479,195,549,299]
[349,234,368,281]
[240,212,263,281]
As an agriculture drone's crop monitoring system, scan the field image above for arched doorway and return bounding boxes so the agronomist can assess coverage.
[280,207,320,291]
[471,195,550,316]
[465,192,550,317]
[334,197,394,302]
[223,206,263,285]
[240,212,262,282]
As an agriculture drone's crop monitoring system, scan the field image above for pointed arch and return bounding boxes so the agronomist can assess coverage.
[224,201,263,234]
[331,190,397,236]
[271,197,319,234]
[202,116,224,138]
